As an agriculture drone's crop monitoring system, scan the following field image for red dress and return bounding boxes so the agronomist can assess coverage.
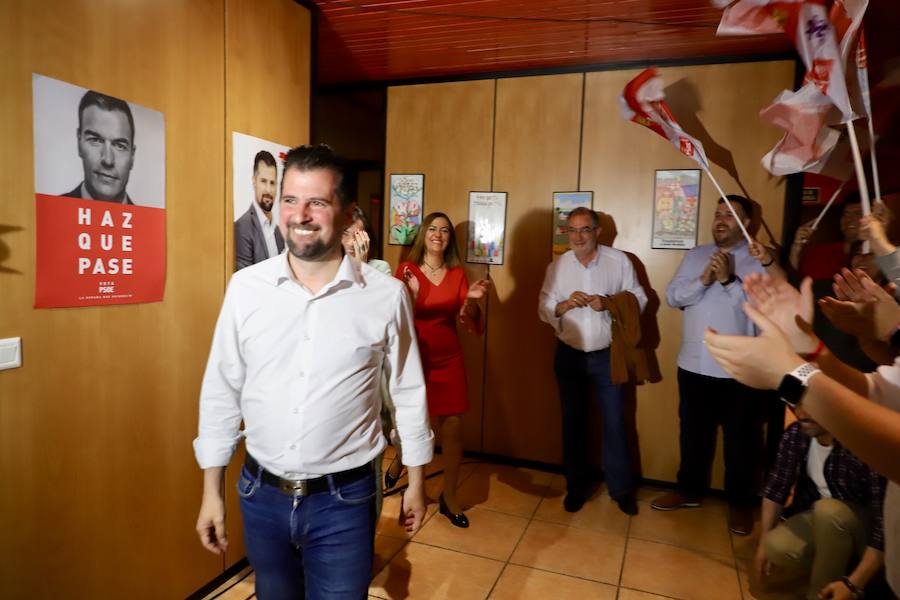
[396,262,470,416]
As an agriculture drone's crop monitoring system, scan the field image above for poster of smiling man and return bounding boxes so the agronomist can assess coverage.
[32,74,166,308]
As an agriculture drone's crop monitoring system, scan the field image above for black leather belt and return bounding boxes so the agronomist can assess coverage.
[245,453,372,496]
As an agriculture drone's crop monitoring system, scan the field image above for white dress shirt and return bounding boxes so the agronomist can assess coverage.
[253,200,281,259]
[538,247,648,352]
[193,253,433,478]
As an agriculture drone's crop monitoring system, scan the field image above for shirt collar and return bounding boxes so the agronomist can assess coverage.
[252,200,275,228]
[274,253,365,292]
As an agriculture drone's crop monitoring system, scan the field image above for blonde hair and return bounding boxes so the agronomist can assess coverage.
[406,212,462,268]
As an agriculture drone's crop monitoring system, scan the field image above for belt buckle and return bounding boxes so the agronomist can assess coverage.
[281,478,308,496]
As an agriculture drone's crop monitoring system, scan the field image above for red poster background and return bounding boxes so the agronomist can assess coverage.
[35,194,166,308]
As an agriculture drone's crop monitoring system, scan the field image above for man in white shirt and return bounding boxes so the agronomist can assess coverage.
[194,144,432,599]
[234,150,286,270]
[539,207,647,515]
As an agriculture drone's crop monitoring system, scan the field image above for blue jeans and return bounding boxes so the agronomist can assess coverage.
[238,464,377,600]
[554,343,633,500]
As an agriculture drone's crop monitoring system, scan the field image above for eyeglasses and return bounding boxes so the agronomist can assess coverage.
[566,226,596,235]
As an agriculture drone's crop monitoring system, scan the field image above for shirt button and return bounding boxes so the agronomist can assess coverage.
[298,371,305,377]
[303,333,311,341]
[292,408,299,414]
[289,444,296,450]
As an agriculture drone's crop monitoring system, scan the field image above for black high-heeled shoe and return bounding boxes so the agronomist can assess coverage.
[384,463,404,490]
[439,494,469,528]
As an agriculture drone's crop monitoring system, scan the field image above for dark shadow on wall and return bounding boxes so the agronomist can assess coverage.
[0,224,24,274]
[595,211,663,484]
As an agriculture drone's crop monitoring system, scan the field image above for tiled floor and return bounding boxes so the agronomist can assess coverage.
[203,449,798,600]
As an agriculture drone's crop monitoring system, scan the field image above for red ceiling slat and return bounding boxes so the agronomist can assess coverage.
[311,0,793,85]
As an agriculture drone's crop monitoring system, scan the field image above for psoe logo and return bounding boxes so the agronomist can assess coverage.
[679,138,695,157]
[806,58,833,94]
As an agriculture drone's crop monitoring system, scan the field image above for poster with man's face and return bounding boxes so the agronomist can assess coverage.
[232,132,291,271]
[32,74,166,308]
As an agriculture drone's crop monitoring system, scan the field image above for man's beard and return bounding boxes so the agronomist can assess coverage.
[258,195,274,212]
[287,233,330,260]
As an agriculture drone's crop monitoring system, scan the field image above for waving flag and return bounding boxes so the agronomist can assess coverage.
[619,68,752,243]
[618,68,710,169]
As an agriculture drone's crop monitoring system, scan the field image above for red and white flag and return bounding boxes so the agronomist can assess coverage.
[618,68,710,169]
[716,0,855,123]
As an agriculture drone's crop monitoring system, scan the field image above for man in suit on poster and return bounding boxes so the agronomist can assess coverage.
[63,90,137,205]
[234,150,285,270]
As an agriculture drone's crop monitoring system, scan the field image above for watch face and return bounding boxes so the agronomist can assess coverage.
[777,374,804,408]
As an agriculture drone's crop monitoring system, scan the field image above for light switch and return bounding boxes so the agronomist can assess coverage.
[0,337,22,370]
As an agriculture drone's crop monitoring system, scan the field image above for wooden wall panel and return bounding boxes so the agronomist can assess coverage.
[580,61,795,483]
[384,80,495,450]
[484,74,584,462]
[384,59,795,483]
[223,0,311,567]
[0,0,310,597]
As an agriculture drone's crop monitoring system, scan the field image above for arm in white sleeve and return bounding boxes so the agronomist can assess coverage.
[538,261,564,333]
[193,282,247,469]
[666,250,708,309]
[385,286,434,467]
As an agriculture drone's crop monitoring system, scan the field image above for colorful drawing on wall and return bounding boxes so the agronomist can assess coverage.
[232,132,291,271]
[552,191,593,257]
[652,169,701,250]
[467,191,507,265]
[388,174,424,245]
[32,73,166,308]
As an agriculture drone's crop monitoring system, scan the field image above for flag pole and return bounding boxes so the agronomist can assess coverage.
[867,116,882,203]
[701,164,752,245]
[845,120,871,215]
[811,181,848,231]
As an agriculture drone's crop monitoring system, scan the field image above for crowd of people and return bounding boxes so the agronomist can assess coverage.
[192,144,899,600]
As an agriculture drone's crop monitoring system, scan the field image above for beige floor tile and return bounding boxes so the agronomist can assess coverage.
[457,464,553,517]
[415,506,529,561]
[621,538,741,600]
[737,556,808,600]
[509,520,626,585]
[618,588,678,600]
[533,488,630,535]
[369,541,504,600]
[629,500,734,557]
[373,534,408,575]
[488,564,618,599]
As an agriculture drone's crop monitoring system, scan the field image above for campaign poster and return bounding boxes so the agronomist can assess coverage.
[232,132,291,271]
[552,191,593,258]
[388,174,424,245]
[32,74,166,308]
[652,169,701,250]
[467,191,507,265]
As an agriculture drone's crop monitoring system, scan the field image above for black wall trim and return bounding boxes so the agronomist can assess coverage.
[320,51,797,94]
[186,558,250,600]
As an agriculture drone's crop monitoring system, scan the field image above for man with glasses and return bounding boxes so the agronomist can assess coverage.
[539,207,647,515]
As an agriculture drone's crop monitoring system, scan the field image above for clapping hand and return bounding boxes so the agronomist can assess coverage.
[743,273,818,354]
[819,268,900,342]
[352,230,370,263]
[402,266,420,301]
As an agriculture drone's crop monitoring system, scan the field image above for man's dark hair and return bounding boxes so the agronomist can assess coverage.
[567,206,600,228]
[719,194,753,220]
[281,144,355,207]
[253,150,277,175]
[78,91,135,144]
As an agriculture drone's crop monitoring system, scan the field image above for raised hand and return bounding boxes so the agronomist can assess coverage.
[353,230,370,263]
[704,302,805,390]
[710,250,734,284]
[748,240,773,266]
[822,268,900,341]
[466,278,491,301]
[402,266,420,301]
[743,273,818,354]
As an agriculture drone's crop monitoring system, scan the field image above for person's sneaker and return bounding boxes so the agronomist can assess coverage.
[563,489,587,513]
[650,491,702,511]
[729,506,754,536]
[615,494,639,516]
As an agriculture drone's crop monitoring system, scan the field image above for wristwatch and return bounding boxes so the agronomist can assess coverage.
[776,362,821,409]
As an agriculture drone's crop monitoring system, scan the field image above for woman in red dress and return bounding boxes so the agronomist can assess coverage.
[386,212,490,528]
